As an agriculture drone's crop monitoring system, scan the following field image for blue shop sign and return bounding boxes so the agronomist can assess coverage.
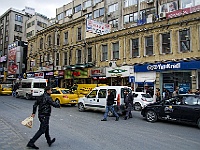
[134,60,200,72]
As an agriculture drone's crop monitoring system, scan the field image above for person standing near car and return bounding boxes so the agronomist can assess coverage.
[27,86,61,149]
[101,90,119,121]
[124,89,133,120]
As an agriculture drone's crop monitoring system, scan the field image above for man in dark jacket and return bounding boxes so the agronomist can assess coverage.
[124,89,133,120]
[27,86,60,149]
[101,90,119,121]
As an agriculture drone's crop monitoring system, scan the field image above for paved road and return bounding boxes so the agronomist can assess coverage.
[0,96,200,150]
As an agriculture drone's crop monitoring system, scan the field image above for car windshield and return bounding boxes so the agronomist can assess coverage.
[2,84,12,88]
[141,93,152,98]
[61,90,74,94]
[33,83,46,88]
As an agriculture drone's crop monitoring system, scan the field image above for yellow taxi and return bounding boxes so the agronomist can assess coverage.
[0,84,12,95]
[51,88,79,106]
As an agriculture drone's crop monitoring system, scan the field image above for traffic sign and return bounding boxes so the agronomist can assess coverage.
[129,76,135,83]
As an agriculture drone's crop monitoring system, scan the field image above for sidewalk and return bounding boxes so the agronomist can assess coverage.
[0,118,26,150]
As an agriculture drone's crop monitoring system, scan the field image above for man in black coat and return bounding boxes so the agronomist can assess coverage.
[101,90,119,121]
[27,86,60,149]
[124,89,133,120]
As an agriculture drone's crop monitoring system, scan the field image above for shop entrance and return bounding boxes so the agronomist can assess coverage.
[163,71,192,94]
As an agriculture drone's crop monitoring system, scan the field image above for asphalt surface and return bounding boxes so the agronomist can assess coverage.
[0,95,200,150]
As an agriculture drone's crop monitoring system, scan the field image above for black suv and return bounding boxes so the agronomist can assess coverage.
[141,94,200,129]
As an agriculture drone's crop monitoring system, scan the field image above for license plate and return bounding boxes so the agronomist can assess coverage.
[71,100,76,102]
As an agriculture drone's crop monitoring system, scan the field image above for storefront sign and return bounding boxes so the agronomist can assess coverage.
[65,69,88,79]
[135,60,200,72]
[167,5,200,19]
[54,70,64,79]
[106,66,134,77]
[26,73,35,78]
[35,72,44,78]
[90,68,106,77]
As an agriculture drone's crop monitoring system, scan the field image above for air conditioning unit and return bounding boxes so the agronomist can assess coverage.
[82,8,87,11]
[107,12,111,16]
[56,66,61,70]
[146,0,154,4]
[131,24,137,27]
[68,14,73,18]
[159,12,166,19]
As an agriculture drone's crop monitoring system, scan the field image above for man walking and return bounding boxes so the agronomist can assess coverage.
[27,86,60,149]
[101,90,119,121]
[124,89,133,120]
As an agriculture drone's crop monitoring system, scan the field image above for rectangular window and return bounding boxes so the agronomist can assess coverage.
[179,29,190,52]
[102,44,108,61]
[94,9,100,18]
[57,13,64,20]
[124,0,137,7]
[108,3,118,13]
[64,52,68,65]
[131,38,139,57]
[145,35,153,56]
[161,33,171,54]
[65,9,73,16]
[112,42,119,59]
[74,4,82,13]
[87,47,92,62]
[77,27,82,41]
[40,38,43,49]
[76,49,82,64]
[64,32,68,45]
[48,35,51,46]
[99,8,104,16]
[124,13,134,24]
[56,53,59,66]
[14,24,22,32]
[83,0,92,9]
[86,13,92,19]
[15,14,23,22]
[108,19,118,28]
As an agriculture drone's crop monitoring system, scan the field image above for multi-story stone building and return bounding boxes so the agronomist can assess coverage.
[27,0,200,95]
[0,7,53,82]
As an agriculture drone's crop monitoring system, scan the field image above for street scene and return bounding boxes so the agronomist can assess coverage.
[1,0,200,149]
[0,95,200,150]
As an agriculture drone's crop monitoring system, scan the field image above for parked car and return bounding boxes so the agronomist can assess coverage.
[141,94,200,129]
[0,84,12,95]
[78,86,131,115]
[51,88,79,106]
[133,92,154,111]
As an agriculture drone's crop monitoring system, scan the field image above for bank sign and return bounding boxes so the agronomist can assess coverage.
[134,60,200,72]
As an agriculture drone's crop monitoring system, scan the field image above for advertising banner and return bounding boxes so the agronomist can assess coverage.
[65,69,88,79]
[7,47,17,74]
[86,19,111,35]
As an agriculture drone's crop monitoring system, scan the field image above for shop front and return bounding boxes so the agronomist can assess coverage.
[64,68,90,88]
[134,60,200,96]
[90,68,107,85]
[106,66,134,86]
[54,70,64,87]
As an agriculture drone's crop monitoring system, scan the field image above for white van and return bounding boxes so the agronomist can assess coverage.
[16,78,47,99]
[78,86,131,114]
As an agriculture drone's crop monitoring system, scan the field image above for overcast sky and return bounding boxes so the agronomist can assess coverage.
[0,0,72,18]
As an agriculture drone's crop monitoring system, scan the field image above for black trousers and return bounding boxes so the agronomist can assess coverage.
[29,116,51,144]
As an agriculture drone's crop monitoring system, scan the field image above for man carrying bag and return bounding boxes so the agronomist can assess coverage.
[27,86,60,149]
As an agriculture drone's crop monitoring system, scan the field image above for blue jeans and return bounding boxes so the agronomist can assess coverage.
[103,105,119,119]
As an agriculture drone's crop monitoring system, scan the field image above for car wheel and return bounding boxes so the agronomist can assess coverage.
[26,94,30,100]
[71,104,76,107]
[78,103,85,112]
[146,110,157,123]
[197,118,200,129]
[55,98,61,104]
[134,103,142,111]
